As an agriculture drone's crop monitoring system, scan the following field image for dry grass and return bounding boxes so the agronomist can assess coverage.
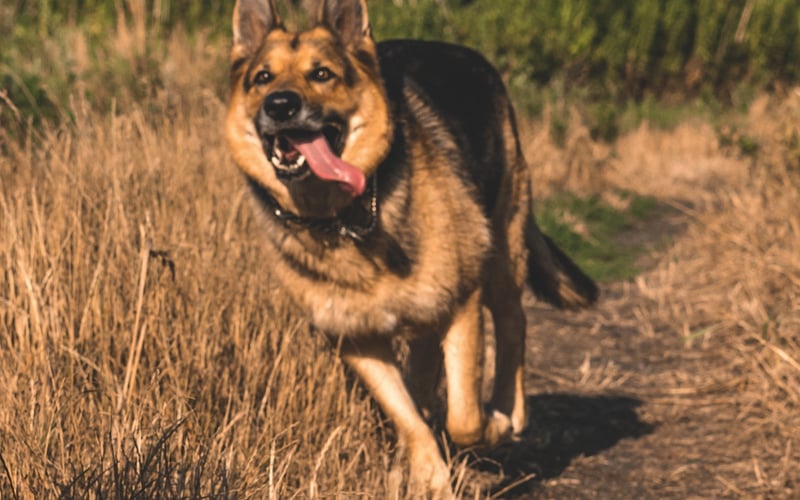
[0,36,397,498]
[2,19,800,498]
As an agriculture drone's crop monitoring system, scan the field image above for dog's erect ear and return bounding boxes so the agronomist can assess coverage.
[317,0,372,47]
[233,0,283,56]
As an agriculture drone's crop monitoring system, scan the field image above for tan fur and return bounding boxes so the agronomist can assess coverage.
[226,1,597,496]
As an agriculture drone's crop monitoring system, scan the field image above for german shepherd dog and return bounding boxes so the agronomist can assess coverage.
[226,0,597,496]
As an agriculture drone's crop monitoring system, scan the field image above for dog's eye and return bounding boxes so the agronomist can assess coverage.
[309,67,334,83]
[253,70,273,86]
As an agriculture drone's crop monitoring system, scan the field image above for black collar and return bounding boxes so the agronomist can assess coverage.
[247,175,379,242]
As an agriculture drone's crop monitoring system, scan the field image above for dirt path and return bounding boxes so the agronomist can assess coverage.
[456,200,797,498]
[465,278,792,499]
[513,287,734,498]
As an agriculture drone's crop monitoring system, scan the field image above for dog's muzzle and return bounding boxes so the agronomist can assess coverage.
[255,92,366,196]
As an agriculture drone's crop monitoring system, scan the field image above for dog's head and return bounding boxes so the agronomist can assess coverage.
[226,0,392,218]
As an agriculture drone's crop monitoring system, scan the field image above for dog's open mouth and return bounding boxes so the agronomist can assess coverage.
[266,125,366,196]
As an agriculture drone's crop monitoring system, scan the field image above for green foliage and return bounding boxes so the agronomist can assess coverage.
[536,191,660,282]
[367,0,800,102]
[717,125,762,159]
[4,0,800,128]
[2,0,231,37]
[1,1,234,132]
[369,0,452,40]
[586,101,620,143]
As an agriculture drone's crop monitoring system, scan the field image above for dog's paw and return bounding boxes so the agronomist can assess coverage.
[407,444,453,499]
[482,409,514,448]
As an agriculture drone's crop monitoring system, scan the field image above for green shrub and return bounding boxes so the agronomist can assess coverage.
[4,0,800,125]
[368,0,800,102]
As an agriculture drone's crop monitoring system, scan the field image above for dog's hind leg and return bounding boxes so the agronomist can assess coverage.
[485,182,530,436]
[485,270,528,436]
[340,336,453,498]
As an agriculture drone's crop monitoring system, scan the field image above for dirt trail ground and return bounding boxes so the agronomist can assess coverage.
[496,286,761,498]
[470,101,800,498]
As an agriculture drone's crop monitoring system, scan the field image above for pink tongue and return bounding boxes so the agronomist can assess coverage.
[287,134,366,196]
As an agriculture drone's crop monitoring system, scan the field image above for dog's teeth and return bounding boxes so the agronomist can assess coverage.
[271,156,281,167]
[297,155,306,168]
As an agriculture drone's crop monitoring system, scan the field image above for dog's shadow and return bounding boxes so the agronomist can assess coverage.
[469,393,654,496]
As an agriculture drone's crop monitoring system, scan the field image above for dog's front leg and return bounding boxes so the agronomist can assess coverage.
[442,289,513,449]
[340,336,453,499]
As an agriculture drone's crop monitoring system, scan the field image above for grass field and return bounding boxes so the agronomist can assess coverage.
[2,11,800,499]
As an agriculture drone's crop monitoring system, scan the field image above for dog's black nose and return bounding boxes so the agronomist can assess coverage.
[263,91,302,122]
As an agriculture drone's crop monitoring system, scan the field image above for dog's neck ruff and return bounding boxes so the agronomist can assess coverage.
[249,175,379,242]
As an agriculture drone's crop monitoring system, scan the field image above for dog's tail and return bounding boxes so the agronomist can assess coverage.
[525,216,599,310]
